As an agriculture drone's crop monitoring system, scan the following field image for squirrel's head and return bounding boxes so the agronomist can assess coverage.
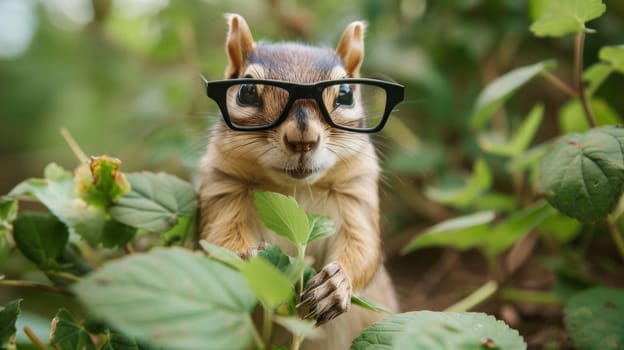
[212,14,372,185]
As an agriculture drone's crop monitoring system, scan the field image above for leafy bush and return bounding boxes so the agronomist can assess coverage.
[0,154,525,349]
[400,1,624,349]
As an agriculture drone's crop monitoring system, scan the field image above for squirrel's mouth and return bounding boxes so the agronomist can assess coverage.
[285,167,315,179]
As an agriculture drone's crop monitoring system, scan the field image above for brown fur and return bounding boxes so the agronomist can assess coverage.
[199,14,397,349]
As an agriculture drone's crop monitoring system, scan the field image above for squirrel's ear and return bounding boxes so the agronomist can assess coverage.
[336,21,366,77]
[224,14,255,78]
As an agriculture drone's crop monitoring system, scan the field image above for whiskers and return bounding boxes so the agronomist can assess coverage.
[325,129,378,163]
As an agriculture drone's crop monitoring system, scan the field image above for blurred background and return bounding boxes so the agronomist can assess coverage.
[1,0,624,347]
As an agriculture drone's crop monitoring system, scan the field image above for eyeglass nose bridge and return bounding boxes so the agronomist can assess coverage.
[286,84,323,100]
[279,85,326,120]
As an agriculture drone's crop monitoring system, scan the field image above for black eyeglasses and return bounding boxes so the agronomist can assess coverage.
[201,76,404,133]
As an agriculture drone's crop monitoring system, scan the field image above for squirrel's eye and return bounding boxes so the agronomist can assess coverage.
[336,84,353,107]
[237,83,261,106]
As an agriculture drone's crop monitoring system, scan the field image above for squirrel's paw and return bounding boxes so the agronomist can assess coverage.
[298,262,352,325]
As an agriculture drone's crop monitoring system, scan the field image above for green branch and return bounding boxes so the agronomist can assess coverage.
[574,32,597,128]
[0,279,73,297]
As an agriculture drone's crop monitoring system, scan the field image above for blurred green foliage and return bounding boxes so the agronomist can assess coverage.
[1,0,624,206]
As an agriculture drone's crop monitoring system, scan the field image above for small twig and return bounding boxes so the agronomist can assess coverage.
[23,326,48,350]
[574,32,597,128]
[541,71,577,98]
[606,217,624,264]
[60,128,89,163]
[0,279,73,297]
[444,280,498,312]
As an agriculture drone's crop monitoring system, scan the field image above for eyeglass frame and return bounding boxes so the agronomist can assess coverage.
[201,76,404,133]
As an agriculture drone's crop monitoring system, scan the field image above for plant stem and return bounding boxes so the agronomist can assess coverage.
[574,32,597,128]
[606,217,624,264]
[291,243,307,350]
[297,245,306,303]
[262,307,273,346]
[45,270,81,282]
[23,326,48,350]
[499,288,560,305]
[291,333,303,350]
[0,279,73,296]
[542,71,577,98]
[60,128,89,163]
[444,280,498,312]
[247,315,265,350]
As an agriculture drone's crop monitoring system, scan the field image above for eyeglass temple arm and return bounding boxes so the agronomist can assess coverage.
[199,74,209,86]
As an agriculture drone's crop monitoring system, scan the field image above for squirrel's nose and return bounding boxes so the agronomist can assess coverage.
[284,135,320,153]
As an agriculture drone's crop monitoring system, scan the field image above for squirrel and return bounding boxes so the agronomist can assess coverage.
[198,14,398,349]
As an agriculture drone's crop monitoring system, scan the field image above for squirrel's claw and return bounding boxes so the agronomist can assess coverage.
[298,262,352,325]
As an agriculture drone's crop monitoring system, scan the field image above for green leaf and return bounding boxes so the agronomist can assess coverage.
[13,213,69,269]
[351,311,526,349]
[257,245,291,272]
[402,211,496,253]
[73,247,256,350]
[100,331,139,350]
[540,126,624,222]
[600,45,624,74]
[528,0,548,21]
[426,159,492,208]
[161,215,196,246]
[0,299,21,350]
[0,197,18,228]
[584,63,614,96]
[307,214,335,243]
[564,287,624,350]
[0,197,17,263]
[50,309,96,350]
[0,233,9,265]
[99,220,137,248]
[483,201,554,255]
[508,143,551,173]
[477,193,519,213]
[199,240,243,267]
[75,156,131,210]
[239,257,293,310]
[480,104,544,157]
[530,0,606,37]
[471,60,555,129]
[404,203,553,255]
[538,211,583,244]
[109,172,197,234]
[253,191,309,246]
[559,99,622,133]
